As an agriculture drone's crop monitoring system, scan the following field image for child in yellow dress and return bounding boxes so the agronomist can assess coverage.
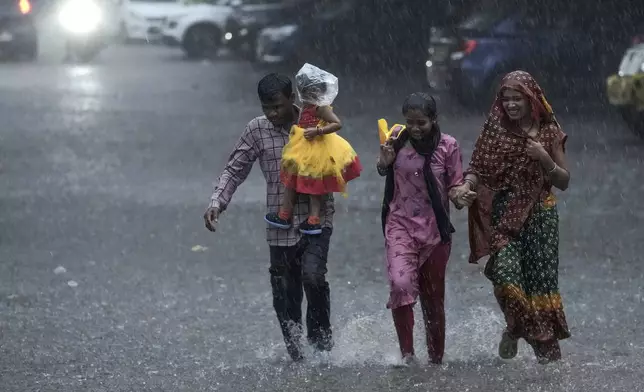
[265,63,363,235]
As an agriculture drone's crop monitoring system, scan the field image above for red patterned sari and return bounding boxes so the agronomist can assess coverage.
[466,71,571,362]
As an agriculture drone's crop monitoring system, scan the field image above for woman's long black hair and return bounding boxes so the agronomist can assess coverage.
[381,92,454,243]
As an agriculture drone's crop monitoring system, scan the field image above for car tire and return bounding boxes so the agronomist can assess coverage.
[620,107,644,137]
[22,41,38,62]
[76,47,102,63]
[10,39,38,62]
[182,24,221,59]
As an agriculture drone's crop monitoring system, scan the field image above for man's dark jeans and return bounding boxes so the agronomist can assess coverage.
[269,228,332,359]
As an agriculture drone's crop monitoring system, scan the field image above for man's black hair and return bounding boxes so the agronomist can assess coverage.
[257,73,293,102]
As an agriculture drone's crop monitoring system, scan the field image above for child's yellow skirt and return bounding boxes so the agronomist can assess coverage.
[280,125,362,195]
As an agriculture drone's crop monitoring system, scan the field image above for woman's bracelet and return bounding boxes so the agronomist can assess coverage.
[464,178,476,190]
[548,161,558,174]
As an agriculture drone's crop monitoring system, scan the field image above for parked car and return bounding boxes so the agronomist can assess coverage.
[254,0,434,68]
[255,22,297,64]
[118,0,188,42]
[426,0,640,108]
[161,0,234,58]
[0,0,38,61]
[606,33,644,137]
[253,0,344,66]
[223,0,301,60]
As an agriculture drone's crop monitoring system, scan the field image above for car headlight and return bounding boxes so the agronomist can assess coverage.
[59,0,102,34]
[262,24,298,40]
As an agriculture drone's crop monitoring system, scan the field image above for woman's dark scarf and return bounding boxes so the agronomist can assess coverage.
[381,126,455,243]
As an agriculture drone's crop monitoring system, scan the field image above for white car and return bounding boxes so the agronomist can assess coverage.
[160,0,234,58]
[119,0,190,42]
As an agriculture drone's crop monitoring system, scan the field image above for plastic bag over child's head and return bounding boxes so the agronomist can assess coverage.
[295,63,339,107]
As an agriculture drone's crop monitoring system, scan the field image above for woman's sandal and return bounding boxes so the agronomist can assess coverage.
[499,331,518,359]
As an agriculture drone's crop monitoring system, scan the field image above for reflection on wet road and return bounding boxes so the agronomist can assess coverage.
[1,45,643,391]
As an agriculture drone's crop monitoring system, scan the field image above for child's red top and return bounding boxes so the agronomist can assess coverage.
[297,105,320,128]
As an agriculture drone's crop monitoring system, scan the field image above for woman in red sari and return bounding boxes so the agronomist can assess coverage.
[453,71,571,364]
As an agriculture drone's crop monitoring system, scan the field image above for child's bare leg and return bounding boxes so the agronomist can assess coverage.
[265,187,296,229]
[299,194,324,235]
[309,194,322,222]
[281,187,296,217]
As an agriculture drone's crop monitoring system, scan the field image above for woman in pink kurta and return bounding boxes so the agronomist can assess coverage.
[376,93,466,365]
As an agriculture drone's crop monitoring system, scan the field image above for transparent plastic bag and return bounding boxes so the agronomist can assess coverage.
[295,63,339,107]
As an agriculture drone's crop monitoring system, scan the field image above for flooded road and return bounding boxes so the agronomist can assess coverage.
[1,45,643,391]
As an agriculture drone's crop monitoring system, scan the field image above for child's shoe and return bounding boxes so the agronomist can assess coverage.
[299,218,322,235]
[264,212,292,229]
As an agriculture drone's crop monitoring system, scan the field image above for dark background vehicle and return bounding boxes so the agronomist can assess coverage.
[0,0,38,61]
[255,0,440,71]
[426,0,644,108]
[223,0,299,60]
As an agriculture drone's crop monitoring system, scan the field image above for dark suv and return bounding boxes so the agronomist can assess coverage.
[426,0,640,107]
[0,0,38,61]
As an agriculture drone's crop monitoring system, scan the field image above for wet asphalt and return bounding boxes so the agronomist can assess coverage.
[1,43,644,392]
